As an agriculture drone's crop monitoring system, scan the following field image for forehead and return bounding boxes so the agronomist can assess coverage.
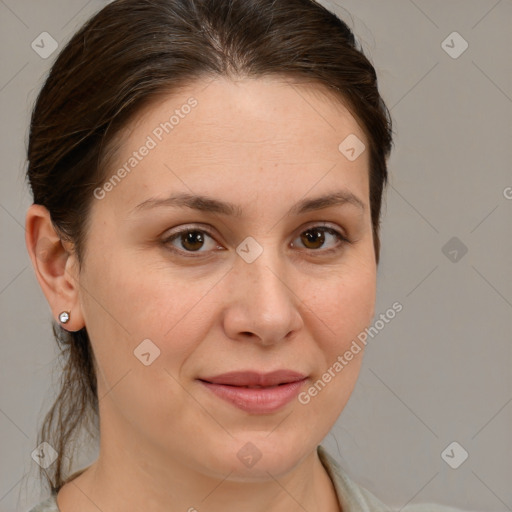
[97,76,370,215]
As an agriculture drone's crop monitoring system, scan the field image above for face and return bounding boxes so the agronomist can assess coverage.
[77,76,376,480]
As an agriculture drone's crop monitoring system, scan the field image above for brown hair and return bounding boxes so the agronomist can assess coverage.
[26,0,393,494]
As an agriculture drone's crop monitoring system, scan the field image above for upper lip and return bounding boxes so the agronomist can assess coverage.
[199,370,307,387]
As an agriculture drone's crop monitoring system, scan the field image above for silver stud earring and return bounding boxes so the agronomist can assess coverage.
[59,311,70,324]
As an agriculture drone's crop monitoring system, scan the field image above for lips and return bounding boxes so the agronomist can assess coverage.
[198,370,308,414]
[199,370,307,387]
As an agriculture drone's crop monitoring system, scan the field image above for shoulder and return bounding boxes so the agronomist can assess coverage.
[27,493,59,512]
[317,445,476,512]
[402,505,473,512]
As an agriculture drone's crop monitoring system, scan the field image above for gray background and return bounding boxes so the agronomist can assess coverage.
[0,1,511,511]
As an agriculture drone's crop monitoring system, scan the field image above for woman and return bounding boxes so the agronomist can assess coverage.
[25,0,471,510]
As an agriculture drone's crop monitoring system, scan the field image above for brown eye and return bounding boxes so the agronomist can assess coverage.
[292,226,348,253]
[163,228,219,255]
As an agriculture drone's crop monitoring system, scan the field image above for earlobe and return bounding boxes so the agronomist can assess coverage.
[25,204,85,332]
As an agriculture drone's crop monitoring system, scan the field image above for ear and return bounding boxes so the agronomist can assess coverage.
[25,204,85,332]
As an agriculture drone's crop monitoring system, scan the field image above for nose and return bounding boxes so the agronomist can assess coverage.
[222,244,303,346]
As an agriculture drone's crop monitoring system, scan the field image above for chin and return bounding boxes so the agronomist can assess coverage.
[195,429,316,481]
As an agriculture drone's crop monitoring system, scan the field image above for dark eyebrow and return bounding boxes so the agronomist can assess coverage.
[132,190,365,216]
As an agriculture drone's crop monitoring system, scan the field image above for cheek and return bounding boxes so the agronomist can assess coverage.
[78,252,212,434]
[304,259,376,350]
[79,248,220,373]
[295,263,375,436]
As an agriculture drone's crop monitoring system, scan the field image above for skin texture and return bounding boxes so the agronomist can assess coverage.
[26,76,376,512]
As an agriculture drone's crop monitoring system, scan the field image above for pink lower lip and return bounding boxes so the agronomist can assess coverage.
[199,378,307,414]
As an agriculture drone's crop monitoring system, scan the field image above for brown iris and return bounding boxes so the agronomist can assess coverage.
[300,228,326,250]
[180,231,205,251]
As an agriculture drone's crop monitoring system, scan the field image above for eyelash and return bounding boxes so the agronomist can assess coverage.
[161,224,351,258]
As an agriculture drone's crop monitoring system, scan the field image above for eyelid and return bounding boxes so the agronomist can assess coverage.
[296,221,349,239]
[162,222,349,242]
